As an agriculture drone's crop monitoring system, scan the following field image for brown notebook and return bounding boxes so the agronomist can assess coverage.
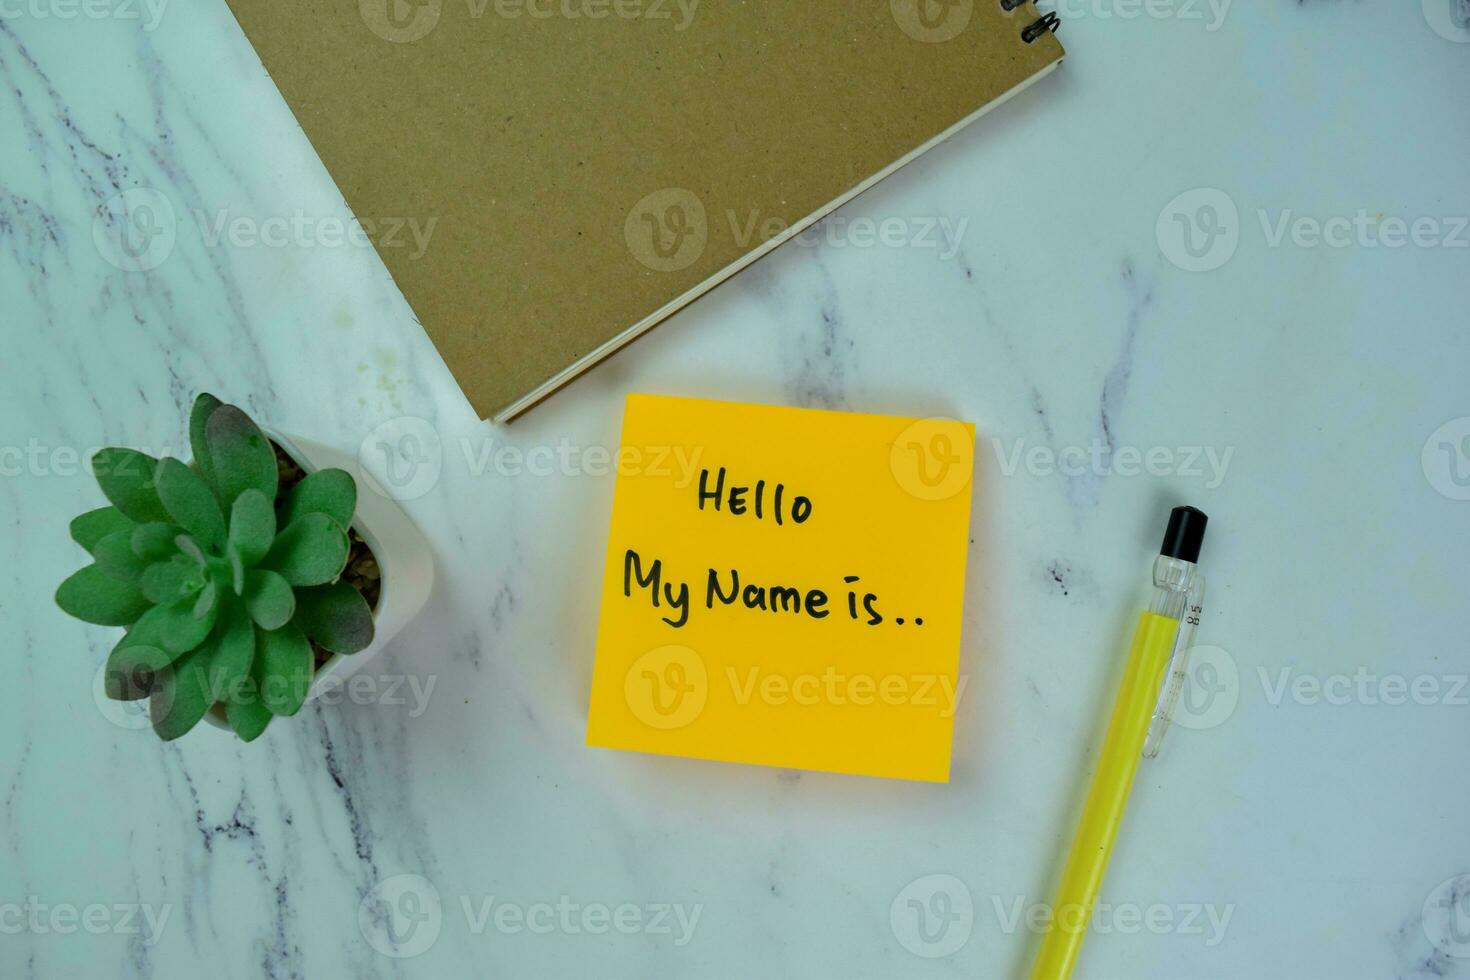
[222,2,1063,420]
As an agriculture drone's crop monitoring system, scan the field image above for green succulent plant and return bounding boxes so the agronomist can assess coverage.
[56,394,375,742]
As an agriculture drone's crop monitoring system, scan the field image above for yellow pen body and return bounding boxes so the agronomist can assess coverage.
[1030,610,1182,980]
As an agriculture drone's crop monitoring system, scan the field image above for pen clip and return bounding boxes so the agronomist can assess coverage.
[1142,572,1206,760]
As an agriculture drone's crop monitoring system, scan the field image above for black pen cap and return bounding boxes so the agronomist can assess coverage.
[1160,506,1208,563]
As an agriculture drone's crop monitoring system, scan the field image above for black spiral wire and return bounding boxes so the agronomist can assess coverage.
[998,0,1062,43]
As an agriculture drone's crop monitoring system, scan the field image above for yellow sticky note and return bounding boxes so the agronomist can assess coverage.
[586,395,976,782]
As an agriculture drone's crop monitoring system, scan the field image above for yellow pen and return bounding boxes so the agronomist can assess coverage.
[1031,506,1208,980]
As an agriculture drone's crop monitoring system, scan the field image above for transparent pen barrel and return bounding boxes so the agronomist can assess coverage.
[1142,556,1205,758]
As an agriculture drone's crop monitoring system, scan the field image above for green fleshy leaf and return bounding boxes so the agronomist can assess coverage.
[244,569,295,630]
[205,405,277,509]
[121,604,168,648]
[92,448,169,523]
[208,598,256,704]
[138,594,220,655]
[70,507,135,552]
[226,685,273,742]
[131,522,183,562]
[175,534,207,566]
[155,458,226,553]
[140,556,205,605]
[228,489,276,569]
[228,546,246,595]
[56,565,151,626]
[150,647,216,741]
[193,580,220,620]
[103,641,173,701]
[92,529,149,583]
[264,514,349,587]
[280,468,356,529]
[293,581,375,655]
[189,393,224,494]
[257,623,314,717]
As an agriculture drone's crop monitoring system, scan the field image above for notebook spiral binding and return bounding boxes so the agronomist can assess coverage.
[1022,12,1062,43]
[998,0,1062,43]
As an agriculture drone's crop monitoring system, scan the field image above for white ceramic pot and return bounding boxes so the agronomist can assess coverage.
[204,429,434,729]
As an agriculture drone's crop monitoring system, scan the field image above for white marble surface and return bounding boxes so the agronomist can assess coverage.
[2,2,1468,978]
